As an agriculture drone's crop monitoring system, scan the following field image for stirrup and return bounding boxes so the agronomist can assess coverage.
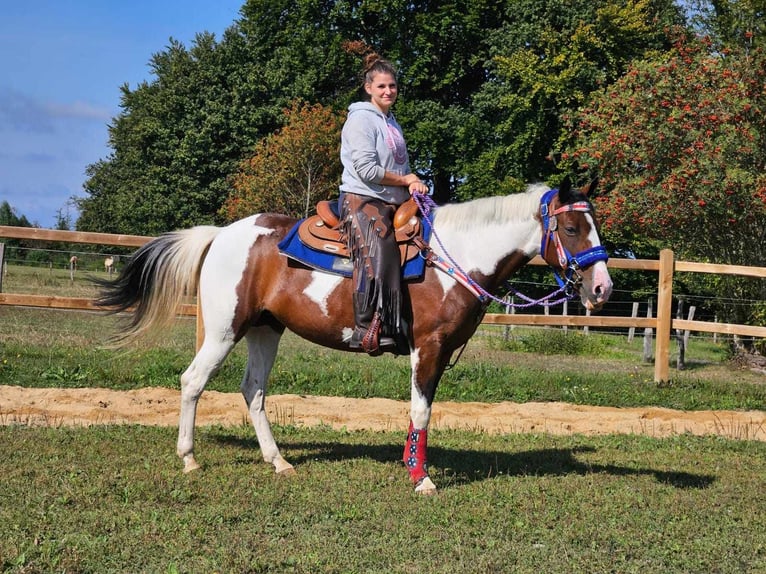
[361,313,382,354]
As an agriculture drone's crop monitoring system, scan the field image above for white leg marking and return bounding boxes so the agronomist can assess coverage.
[177,338,236,472]
[409,349,431,429]
[240,326,294,475]
[415,477,438,495]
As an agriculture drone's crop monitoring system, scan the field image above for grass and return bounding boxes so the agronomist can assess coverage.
[1,305,764,411]
[1,425,764,573]
[1,265,765,572]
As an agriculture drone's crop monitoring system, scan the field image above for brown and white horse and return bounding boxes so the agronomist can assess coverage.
[96,180,612,494]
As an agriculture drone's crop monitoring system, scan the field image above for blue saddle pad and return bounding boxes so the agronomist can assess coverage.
[277,220,429,280]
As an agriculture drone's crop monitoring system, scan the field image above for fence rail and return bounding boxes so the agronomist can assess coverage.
[2,225,764,382]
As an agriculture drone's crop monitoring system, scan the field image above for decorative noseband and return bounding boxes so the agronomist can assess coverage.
[540,189,609,295]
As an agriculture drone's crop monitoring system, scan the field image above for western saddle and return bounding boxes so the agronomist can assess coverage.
[297,198,424,264]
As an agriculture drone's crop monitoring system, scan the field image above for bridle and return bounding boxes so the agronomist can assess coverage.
[539,188,609,296]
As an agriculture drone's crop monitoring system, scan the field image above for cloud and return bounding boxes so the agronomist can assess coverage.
[0,87,112,133]
[45,100,113,121]
[0,88,53,132]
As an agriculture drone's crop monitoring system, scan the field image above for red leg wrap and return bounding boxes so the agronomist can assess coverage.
[403,421,429,484]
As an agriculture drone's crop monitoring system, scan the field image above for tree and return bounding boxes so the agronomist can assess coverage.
[77,34,256,235]
[77,0,687,233]
[461,0,682,199]
[220,102,343,220]
[565,33,766,327]
[685,0,766,50]
[0,201,32,228]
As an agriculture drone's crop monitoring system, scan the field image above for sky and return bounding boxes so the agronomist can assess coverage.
[0,0,244,229]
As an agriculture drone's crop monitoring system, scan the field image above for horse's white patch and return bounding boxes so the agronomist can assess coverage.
[303,271,344,316]
[341,326,354,343]
[431,219,540,301]
[199,216,274,334]
[585,213,601,247]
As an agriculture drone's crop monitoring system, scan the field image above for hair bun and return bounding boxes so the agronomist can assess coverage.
[363,52,382,72]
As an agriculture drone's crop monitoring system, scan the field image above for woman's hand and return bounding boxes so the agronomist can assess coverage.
[404,174,429,195]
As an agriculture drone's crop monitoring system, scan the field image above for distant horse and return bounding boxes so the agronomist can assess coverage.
[104,256,115,276]
[69,255,78,282]
[95,180,612,494]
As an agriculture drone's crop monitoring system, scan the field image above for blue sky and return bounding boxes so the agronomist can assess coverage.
[0,0,243,229]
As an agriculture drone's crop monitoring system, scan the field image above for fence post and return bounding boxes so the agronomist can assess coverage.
[562,299,568,332]
[0,243,4,293]
[628,302,639,342]
[684,306,696,348]
[503,295,514,341]
[675,300,686,370]
[654,249,675,383]
[643,299,653,362]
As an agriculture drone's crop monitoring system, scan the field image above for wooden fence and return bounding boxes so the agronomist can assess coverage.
[2,225,765,383]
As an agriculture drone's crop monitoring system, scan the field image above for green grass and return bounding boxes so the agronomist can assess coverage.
[1,263,106,298]
[1,306,764,411]
[1,425,764,573]
[1,267,765,572]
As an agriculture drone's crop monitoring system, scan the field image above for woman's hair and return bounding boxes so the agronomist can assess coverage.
[362,52,397,86]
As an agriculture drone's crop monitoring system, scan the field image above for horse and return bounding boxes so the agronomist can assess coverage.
[95,179,612,494]
[104,256,115,276]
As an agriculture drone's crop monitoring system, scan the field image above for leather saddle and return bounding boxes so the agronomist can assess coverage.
[297,198,424,265]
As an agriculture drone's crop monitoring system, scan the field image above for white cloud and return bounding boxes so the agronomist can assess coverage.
[45,100,112,122]
[0,87,112,133]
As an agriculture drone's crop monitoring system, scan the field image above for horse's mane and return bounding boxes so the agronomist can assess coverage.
[433,184,549,232]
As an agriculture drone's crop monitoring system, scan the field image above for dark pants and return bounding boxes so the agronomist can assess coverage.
[340,193,402,350]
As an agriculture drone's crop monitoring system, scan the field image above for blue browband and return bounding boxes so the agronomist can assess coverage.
[540,189,609,294]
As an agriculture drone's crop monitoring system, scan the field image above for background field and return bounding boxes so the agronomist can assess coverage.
[1,265,765,572]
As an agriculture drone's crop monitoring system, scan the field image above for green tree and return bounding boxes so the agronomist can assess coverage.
[77,33,263,235]
[685,0,766,50]
[77,0,687,233]
[0,201,32,228]
[565,33,766,326]
[461,0,682,199]
[221,102,343,220]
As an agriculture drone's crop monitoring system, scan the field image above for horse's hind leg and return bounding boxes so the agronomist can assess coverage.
[177,337,236,473]
[240,325,294,475]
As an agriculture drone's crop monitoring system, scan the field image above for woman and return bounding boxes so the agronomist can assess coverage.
[340,53,429,355]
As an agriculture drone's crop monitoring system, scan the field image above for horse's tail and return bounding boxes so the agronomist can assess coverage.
[94,226,222,345]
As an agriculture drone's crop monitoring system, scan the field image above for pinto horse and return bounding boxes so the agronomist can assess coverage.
[95,179,612,494]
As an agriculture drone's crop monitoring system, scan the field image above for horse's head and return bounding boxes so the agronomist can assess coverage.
[539,177,613,311]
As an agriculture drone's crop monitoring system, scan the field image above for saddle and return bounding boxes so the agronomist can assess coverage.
[297,198,424,265]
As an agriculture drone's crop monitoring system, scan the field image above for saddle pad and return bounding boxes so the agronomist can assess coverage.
[277,219,429,280]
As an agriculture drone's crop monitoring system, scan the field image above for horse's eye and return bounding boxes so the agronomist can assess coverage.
[565,226,577,236]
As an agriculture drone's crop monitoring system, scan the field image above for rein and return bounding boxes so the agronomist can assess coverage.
[411,191,607,311]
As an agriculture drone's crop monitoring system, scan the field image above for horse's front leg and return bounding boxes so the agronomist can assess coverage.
[403,348,446,494]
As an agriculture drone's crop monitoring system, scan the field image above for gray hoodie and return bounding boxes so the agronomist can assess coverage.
[339,101,412,205]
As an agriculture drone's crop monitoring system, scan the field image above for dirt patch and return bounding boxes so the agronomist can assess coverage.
[1,385,765,442]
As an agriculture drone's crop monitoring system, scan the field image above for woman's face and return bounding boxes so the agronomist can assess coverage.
[365,71,398,114]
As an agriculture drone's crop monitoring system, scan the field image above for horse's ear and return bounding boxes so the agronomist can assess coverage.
[558,175,573,202]
[581,177,599,197]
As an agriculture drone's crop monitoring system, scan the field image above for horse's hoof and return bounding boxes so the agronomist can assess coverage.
[182,456,201,474]
[274,459,296,476]
[414,476,438,495]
